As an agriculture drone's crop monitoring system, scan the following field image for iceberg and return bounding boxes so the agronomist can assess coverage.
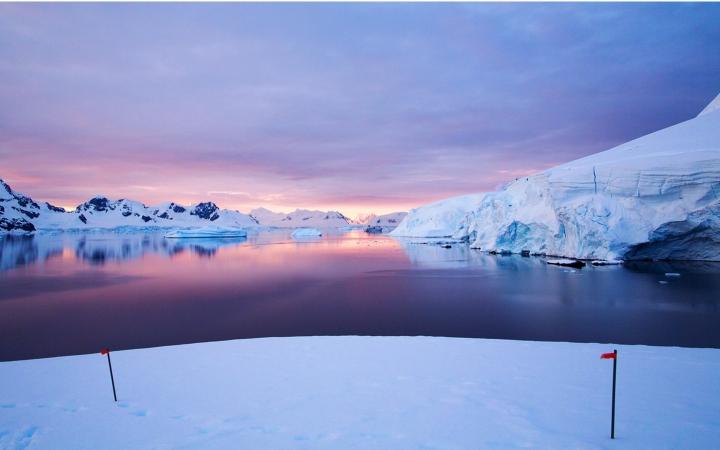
[164,227,247,239]
[291,227,322,238]
[392,92,720,261]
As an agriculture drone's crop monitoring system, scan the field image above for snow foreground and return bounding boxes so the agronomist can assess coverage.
[392,95,720,261]
[0,337,718,450]
[164,227,248,239]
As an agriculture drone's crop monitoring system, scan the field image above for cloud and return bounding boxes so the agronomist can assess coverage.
[1,3,719,214]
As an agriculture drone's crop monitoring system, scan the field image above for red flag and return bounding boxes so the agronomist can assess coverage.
[601,352,616,359]
[101,348,110,355]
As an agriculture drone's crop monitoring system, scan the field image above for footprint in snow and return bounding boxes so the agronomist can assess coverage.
[13,426,38,450]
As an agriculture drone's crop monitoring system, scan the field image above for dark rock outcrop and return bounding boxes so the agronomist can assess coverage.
[0,218,36,233]
[191,202,220,221]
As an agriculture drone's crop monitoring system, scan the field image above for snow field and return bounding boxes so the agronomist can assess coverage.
[1,336,718,449]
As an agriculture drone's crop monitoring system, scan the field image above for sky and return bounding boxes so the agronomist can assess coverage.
[1,3,719,217]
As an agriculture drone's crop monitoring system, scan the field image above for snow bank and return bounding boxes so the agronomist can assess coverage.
[164,227,247,239]
[291,227,322,238]
[0,336,718,449]
[392,93,720,261]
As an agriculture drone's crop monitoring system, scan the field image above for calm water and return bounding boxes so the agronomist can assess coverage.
[1,230,719,361]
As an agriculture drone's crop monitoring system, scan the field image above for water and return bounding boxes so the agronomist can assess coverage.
[1,230,719,361]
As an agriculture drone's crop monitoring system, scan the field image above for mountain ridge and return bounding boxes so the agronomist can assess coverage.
[0,180,405,233]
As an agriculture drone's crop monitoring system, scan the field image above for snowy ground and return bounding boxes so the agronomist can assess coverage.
[1,337,718,449]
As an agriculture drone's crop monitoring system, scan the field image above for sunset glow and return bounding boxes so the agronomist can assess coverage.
[1,3,719,216]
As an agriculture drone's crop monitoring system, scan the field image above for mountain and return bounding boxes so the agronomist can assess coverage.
[249,207,351,228]
[354,212,407,227]
[392,92,720,261]
[357,212,408,233]
[0,181,258,233]
[0,179,49,233]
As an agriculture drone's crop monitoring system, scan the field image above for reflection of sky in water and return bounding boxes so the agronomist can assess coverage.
[1,231,720,361]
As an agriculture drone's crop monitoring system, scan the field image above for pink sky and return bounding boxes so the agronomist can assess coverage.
[1,3,718,217]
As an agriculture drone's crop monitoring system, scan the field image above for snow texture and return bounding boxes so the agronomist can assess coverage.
[392,94,720,261]
[164,227,248,239]
[0,336,718,449]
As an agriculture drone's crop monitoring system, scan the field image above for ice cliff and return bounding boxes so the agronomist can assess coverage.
[392,93,720,261]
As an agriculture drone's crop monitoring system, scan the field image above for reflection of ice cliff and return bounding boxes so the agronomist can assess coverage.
[0,232,248,271]
[395,238,543,270]
[395,238,720,274]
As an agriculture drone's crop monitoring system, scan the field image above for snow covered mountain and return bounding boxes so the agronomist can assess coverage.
[392,93,720,261]
[0,181,358,233]
[356,212,408,232]
[0,180,258,233]
[0,179,58,233]
[249,207,351,228]
[355,212,407,228]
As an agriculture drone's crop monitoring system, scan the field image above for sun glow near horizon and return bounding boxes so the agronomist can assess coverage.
[1,3,719,219]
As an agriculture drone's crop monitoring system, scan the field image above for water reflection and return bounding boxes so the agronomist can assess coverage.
[8,231,720,274]
[0,232,253,270]
[1,231,720,361]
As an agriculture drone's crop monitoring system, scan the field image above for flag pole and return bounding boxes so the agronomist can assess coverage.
[611,349,617,439]
[101,348,117,402]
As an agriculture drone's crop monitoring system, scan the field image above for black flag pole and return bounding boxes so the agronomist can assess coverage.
[601,349,618,439]
[611,349,617,439]
[101,348,117,402]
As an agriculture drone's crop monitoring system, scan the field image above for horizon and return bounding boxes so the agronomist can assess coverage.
[1,3,719,218]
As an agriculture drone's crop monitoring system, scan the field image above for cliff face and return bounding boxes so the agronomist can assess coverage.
[393,95,720,261]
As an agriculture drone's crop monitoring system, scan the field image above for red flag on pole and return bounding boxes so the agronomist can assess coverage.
[601,349,618,439]
[100,348,117,401]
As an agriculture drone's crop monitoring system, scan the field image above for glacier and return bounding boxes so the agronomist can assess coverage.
[392,93,720,261]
